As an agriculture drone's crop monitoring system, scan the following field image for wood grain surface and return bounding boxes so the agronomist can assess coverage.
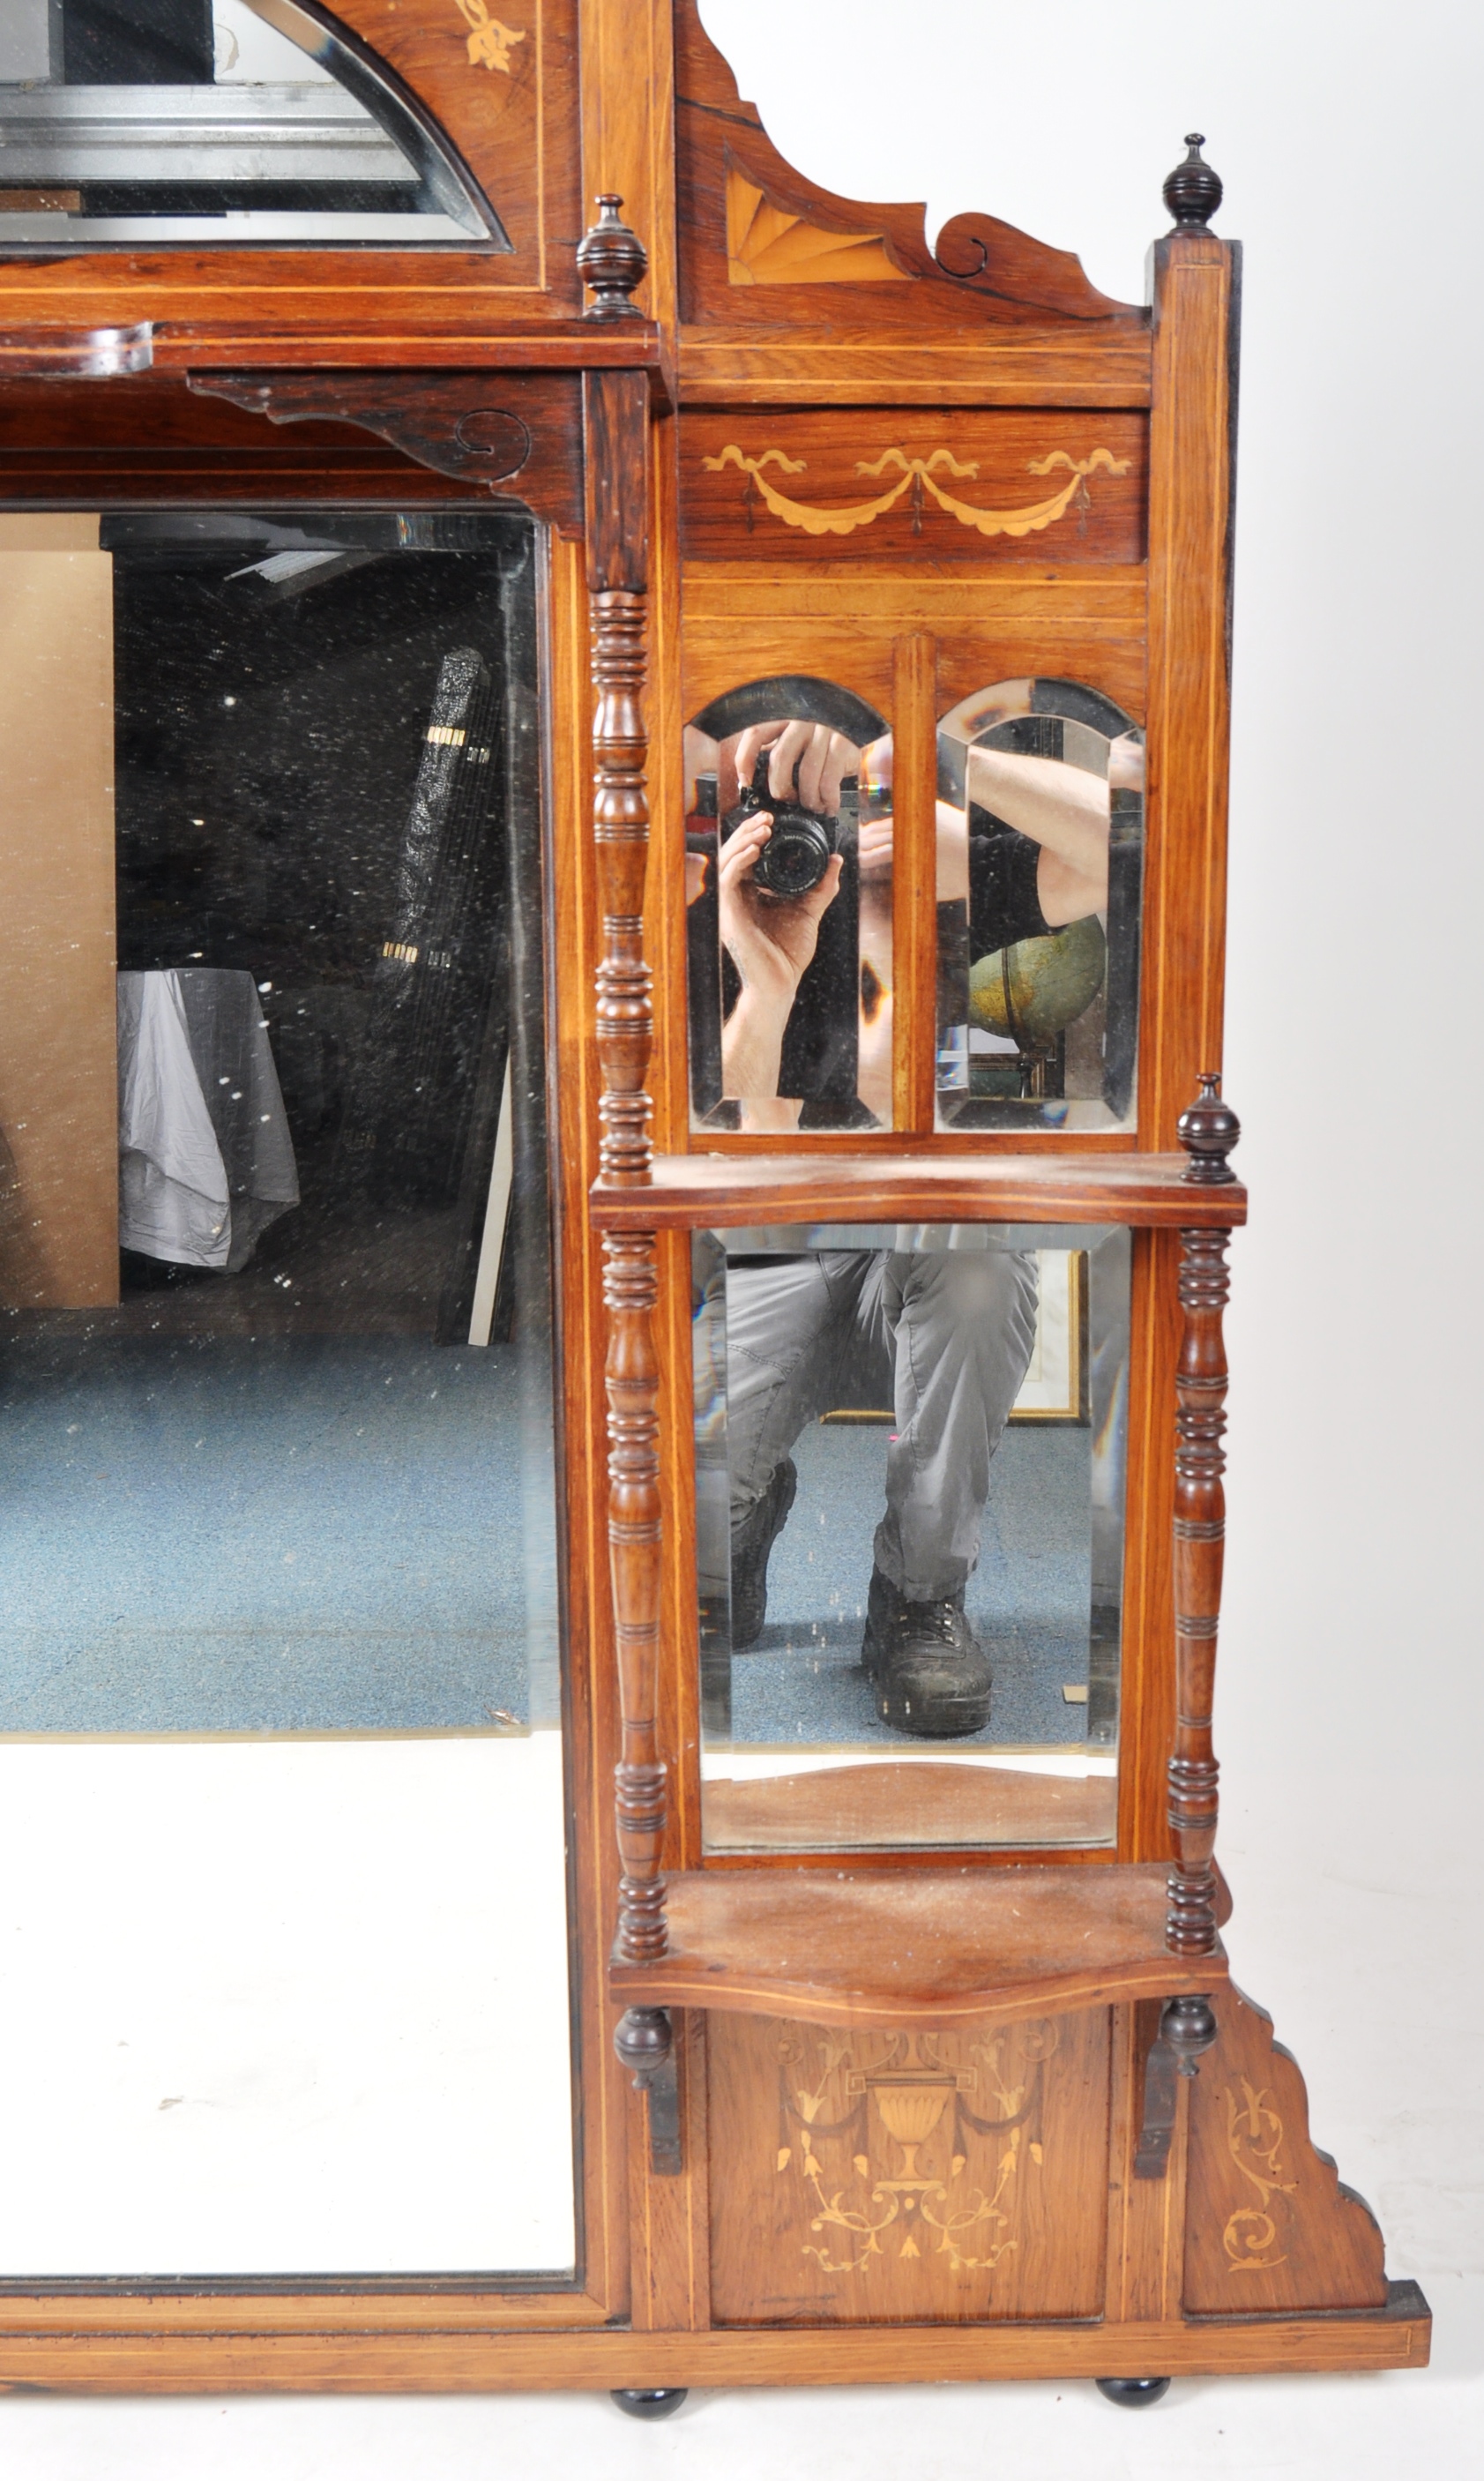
[190,369,585,530]
[1105,2000,1189,2320]
[1183,1984,1390,2314]
[0,2285,1430,2388]
[677,331,1154,410]
[707,2006,1111,2324]
[609,1864,1229,2028]
[1140,235,1238,1152]
[680,410,1146,565]
[592,1150,1248,1229]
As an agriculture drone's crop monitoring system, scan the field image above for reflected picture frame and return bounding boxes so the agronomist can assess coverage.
[818,1249,1087,1427]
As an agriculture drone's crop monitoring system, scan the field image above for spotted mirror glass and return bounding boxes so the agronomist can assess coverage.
[693,1221,1129,1854]
[0,1,503,248]
[936,678,1144,1131]
[685,673,894,1132]
[0,506,574,2276]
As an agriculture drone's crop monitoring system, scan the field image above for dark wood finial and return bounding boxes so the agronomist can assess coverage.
[1161,1992,1219,2077]
[615,2003,672,2083]
[578,194,648,320]
[1177,1072,1241,1184]
[1163,132,1223,231]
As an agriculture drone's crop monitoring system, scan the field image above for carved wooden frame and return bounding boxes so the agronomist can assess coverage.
[0,0,1428,2395]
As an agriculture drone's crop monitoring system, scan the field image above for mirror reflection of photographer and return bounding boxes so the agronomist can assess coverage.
[685,679,889,1132]
[717,719,855,1131]
[935,704,1145,1116]
[688,686,1042,1743]
[937,735,1142,936]
[699,1229,1040,1740]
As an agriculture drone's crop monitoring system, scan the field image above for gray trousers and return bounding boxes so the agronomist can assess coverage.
[711,1248,1039,1604]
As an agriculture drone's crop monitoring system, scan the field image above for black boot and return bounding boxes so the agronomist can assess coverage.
[727,1456,797,1649]
[861,1566,992,1737]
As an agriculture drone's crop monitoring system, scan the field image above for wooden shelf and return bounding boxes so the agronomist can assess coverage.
[608,1864,1228,2029]
[591,1150,1247,1231]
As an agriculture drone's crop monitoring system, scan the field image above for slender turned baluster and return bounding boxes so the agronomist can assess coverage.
[579,200,671,2089]
[1163,1073,1241,2069]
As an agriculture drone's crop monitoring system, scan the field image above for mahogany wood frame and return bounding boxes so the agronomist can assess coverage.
[0,0,1425,2396]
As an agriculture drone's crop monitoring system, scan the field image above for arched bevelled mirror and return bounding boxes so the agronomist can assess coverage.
[0,0,505,247]
[936,679,1145,1132]
[684,674,893,1133]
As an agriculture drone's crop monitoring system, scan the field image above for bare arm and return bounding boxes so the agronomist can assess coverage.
[965,744,1111,923]
[718,811,843,1102]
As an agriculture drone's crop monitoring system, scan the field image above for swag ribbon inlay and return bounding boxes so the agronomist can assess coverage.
[699,444,1131,539]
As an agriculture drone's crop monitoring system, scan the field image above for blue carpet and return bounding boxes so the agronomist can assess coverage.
[727,1420,1092,1749]
[0,1336,557,1733]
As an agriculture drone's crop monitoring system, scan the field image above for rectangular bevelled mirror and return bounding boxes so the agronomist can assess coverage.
[0,508,576,2275]
[692,1221,1129,1853]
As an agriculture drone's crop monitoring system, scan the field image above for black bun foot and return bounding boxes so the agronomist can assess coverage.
[1096,2375,1172,2407]
[610,2388,689,2420]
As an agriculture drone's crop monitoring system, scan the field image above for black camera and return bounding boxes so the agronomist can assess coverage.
[724,751,854,900]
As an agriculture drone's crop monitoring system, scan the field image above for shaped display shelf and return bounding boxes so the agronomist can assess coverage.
[608,1862,1227,2029]
[590,1150,1248,1231]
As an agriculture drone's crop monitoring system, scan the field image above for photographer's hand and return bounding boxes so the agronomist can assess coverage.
[731,720,860,816]
[719,813,843,1098]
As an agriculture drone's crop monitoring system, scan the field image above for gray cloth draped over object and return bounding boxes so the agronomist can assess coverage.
[117,968,299,1272]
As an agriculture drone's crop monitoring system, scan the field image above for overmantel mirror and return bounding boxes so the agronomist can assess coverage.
[0,0,1427,2409]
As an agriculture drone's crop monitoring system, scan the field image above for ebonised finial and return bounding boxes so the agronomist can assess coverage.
[614,2003,672,2084]
[1163,132,1223,231]
[1161,1992,1219,2077]
[577,194,647,320]
[1178,1072,1241,1184]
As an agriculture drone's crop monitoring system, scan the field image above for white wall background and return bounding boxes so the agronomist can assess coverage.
[7,1,1482,2470]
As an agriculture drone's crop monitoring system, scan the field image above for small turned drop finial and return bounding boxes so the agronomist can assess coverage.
[577,193,647,320]
[614,2004,672,2086]
[1162,1992,1219,2079]
[1163,131,1223,231]
[1178,1072,1241,1184]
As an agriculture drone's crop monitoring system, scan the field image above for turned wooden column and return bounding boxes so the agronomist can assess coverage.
[578,199,671,2083]
[1163,1072,1241,2066]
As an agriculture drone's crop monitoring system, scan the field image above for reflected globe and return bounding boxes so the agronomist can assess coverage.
[967,913,1107,1042]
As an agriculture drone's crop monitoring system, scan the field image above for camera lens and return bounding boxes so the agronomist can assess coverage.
[752,803,832,896]
[720,747,840,898]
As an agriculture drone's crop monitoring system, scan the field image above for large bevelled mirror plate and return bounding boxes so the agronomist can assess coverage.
[0,506,573,2277]
[0,1,506,247]
[693,1221,1129,1854]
